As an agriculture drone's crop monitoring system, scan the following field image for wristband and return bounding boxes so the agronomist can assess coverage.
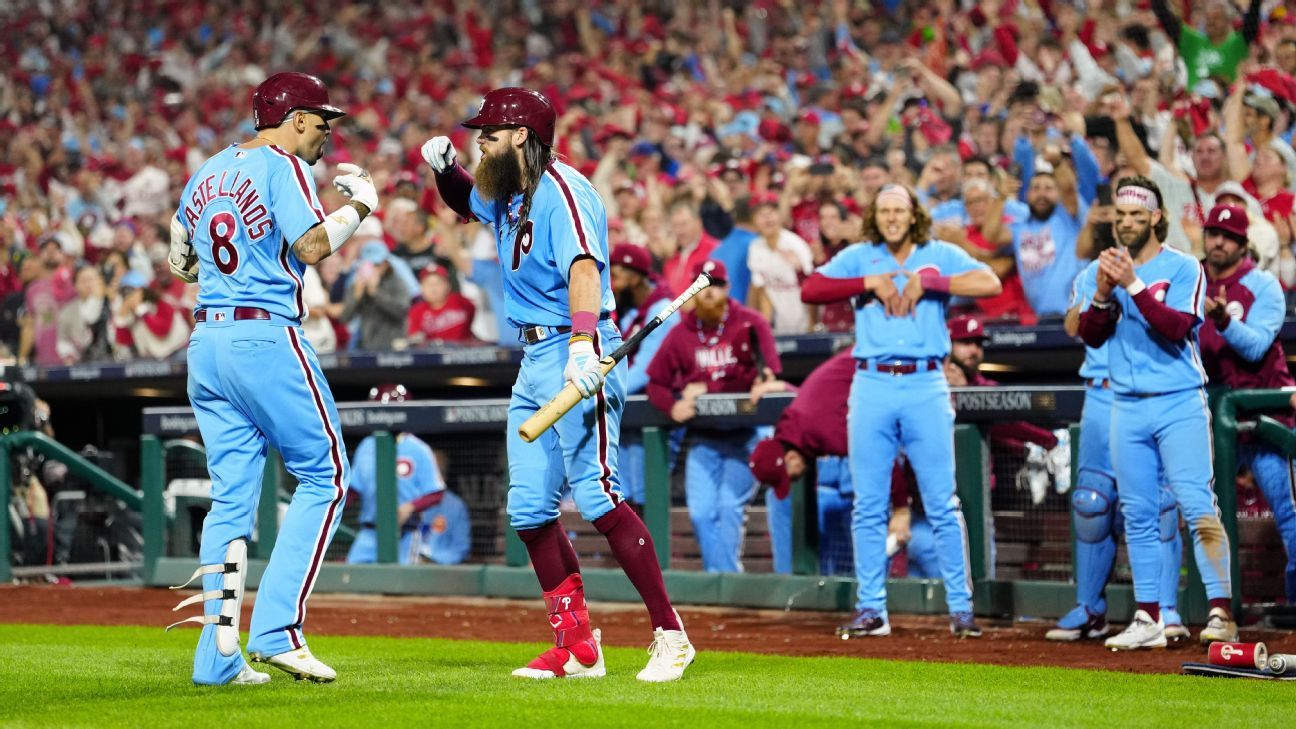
[1090,297,1113,310]
[571,311,598,339]
[1126,277,1146,296]
[568,333,593,345]
[323,204,362,253]
[919,270,952,294]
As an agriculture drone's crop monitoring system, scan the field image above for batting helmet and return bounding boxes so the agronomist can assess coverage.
[462,88,556,146]
[252,72,346,130]
[369,383,409,404]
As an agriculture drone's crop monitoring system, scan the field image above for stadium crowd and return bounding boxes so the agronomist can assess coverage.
[6,0,1296,366]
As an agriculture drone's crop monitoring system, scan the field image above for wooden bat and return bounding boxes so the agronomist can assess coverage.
[518,272,716,443]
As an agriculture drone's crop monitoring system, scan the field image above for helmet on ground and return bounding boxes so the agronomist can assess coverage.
[252,72,346,130]
[462,88,556,146]
[369,383,409,404]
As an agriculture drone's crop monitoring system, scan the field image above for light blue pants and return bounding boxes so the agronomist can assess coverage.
[848,368,973,616]
[1240,443,1296,602]
[1111,389,1230,603]
[505,320,626,529]
[685,430,760,572]
[619,433,645,505]
[345,528,420,565]
[188,313,349,684]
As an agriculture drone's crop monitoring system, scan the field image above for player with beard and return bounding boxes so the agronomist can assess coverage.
[608,243,676,505]
[1077,176,1236,650]
[984,157,1087,317]
[421,88,695,681]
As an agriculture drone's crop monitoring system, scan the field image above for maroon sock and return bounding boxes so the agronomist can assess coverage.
[1208,598,1232,616]
[593,502,681,631]
[1136,602,1161,623]
[517,521,581,593]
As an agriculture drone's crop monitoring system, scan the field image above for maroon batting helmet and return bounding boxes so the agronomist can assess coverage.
[462,88,556,146]
[369,383,409,404]
[252,72,346,130]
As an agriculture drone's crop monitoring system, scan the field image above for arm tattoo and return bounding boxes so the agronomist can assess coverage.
[292,201,371,264]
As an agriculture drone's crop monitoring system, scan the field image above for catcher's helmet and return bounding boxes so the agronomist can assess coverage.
[369,383,409,404]
[462,87,556,146]
[252,72,346,130]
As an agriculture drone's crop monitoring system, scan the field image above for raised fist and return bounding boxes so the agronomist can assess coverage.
[332,162,379,213]
[421,137,457,174]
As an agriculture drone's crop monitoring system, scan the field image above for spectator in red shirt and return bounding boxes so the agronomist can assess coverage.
[407,263,476,345]
[662,197,718,298]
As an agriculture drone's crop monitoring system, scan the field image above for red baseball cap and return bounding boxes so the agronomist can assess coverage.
[694,258,728,284]
[749,438,791,499]
[418,263,450,281]
[947,314,988,342]
[1204,203,1249,240]
[610,243,652,276]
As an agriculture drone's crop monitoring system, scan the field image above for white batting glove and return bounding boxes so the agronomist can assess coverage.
[168,216,198,283]
[333,162,380,212]
[564,339,605,399]
[421,136,457,174]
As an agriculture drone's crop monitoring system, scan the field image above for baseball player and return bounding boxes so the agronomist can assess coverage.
[645,259,788,573]
[346,384,469,565]
[165,72,378,684]
[1197,203,1296,604]
[1077,176,1236,650]
[801,183,1002,638]
[422,88,694,682]
[1052,256,1186,643]
[609,243,677,506]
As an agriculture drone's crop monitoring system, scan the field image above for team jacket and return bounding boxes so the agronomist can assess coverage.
[1198,258,1295,390]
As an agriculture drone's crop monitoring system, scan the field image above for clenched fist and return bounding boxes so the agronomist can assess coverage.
[421,137,457,174]
[333,162,379,212]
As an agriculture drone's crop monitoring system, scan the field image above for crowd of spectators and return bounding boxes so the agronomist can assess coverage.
[6,0,1296,366]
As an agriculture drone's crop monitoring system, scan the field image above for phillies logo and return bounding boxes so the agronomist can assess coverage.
[396,457,414,479]
[1145,280,1170,303]
[511,220,535,270]
[1220,644,1241,660]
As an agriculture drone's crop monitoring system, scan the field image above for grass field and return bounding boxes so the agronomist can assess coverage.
[1,625,1294,728]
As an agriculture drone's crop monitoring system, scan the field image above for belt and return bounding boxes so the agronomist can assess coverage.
[518,312,611,345]
[1087,378,1110,389]
[858,358,940,375]
[194,307,271,323]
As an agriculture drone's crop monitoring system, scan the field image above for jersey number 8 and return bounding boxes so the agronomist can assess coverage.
[210,212,240,275]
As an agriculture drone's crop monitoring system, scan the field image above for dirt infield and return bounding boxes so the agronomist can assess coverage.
[3,585,1293,675]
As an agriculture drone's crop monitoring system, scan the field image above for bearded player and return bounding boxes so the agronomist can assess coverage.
[421,88,694,681]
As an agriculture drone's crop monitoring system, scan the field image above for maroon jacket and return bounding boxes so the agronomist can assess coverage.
[1199,258,1295,391]
[645,301,781,414]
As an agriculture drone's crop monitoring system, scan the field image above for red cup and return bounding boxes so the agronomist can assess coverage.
[1208,641,1267,670]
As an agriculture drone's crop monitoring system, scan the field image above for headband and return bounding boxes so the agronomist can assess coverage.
[1116,185,1158,212]
[875,185,913,210]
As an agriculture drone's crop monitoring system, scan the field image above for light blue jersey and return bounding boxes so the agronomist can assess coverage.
[1080,247,1207,395]
[1071,260,1108,381]
[816,239,988,360]
[468,161,615,328]
[349,433,442,525]
[177,144,321,321]
[1011,200,1089,316]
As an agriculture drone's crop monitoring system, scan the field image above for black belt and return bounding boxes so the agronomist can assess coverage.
[518,312,611,345]
[194,307,271,323]
[857,358,940,375]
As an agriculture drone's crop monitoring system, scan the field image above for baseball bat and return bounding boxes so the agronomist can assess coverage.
[518,272,715,443]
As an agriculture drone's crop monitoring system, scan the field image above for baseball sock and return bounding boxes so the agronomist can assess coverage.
[1208,598,1232,617]
[518,521,581,593]
[593,501,682,631]
[1136,601,1161,622]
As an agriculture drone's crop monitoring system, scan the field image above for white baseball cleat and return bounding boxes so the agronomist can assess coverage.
[250,646,337,683]
[512,629,606,679]
[1198,607,1239,644]
[231,663,271,685]
[1104,610,1166,651]
[637,626,696,682]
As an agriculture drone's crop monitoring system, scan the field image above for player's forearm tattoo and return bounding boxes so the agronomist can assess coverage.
[293,201,370,264]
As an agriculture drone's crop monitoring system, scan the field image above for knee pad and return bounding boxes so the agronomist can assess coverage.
[165,538,248,657]
[1072,486,1115,544]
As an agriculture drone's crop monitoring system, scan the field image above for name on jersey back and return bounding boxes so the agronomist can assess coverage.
[183,170,273,240]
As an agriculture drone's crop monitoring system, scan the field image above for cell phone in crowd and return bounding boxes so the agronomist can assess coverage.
[1096,183,1113,206]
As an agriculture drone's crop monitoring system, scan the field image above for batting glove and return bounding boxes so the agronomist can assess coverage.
[333,162,380,212]
[168,216,198,283]
[421,136,457,174]
[564,339,605,399]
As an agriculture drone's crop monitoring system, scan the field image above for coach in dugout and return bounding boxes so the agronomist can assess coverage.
[1197,203,1296,604]
[646,259,789,573]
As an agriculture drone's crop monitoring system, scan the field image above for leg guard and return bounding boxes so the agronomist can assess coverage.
[1071,478,1117,613]
[166,539,252,685]
[512,573,605,679]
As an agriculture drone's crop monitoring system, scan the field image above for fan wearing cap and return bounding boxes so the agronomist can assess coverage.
[407,263,475,345]
[646,258,788,573]
[1077,176,1237,650]
[345,385,470,567]
[747,192,815,334]
[421,89,696,682]
[609,243,677,505]
[1198,202,1296,605]
[802,183,1001,639]
[1229,85,1296,186]
[341,240,411,351]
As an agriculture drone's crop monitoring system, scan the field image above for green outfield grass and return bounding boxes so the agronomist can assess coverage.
[0,625,1293,728]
